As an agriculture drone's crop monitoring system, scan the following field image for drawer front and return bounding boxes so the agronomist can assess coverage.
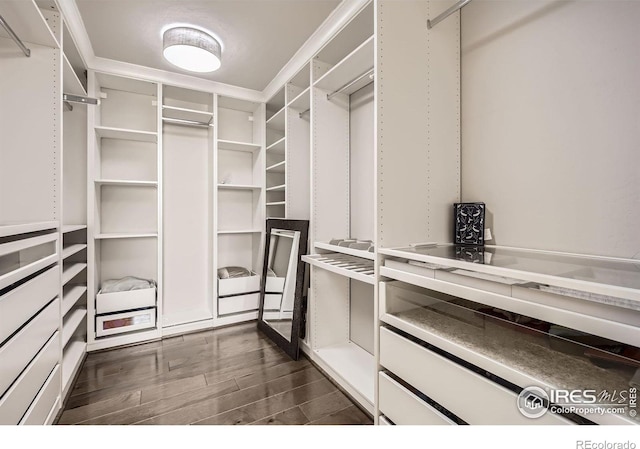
[96,287,156,314]
[379,416,393,425]
[218,275,260,296]
[379,372,455,425]
[0,332,59,424]
[20,365,60,425]
[0,265,59,344]
[0,297,59,397]
[218,293,260,315]
[379,327,569,425]
[96,308,156,337]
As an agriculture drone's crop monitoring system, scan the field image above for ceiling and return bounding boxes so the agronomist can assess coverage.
[75,0,341,91]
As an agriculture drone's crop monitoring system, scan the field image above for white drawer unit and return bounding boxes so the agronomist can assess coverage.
[19,365,60,425]
[218,274,260,297]
[0,332,59,424]
[218,293,260,316]
[96,287,156,314]
[0,297,59,397]
[0,265,59,344]
[0,232,59,291]
[378,372,456,425]
[379,327,570,425]
[96,307,156,337]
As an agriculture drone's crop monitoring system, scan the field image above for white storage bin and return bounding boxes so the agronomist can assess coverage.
[96,287,156,314]
[218,274,260,297]
[218,293,260,315]
[96,307,156,337]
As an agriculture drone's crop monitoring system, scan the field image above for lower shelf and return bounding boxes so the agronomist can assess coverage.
[314,342,375,406]
[62,339,86,393]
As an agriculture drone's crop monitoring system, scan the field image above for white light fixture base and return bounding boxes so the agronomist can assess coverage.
[163,27,222,73]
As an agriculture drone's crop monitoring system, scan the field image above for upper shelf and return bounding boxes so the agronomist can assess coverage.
[288,87,310,113]
[266,137,285,154]
[266,161,286,173]
[95,126,158,143]
[315,241,375,261]
[380,244,640,304]
[63,53,87,97]
[218,139,261,153]
[0,1,58,48]
[0,221,57,238]
[266,107,285,132]
[314,36,374,95]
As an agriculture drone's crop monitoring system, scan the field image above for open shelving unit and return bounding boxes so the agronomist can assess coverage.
[214,95,265,324]
[87,71,161,350]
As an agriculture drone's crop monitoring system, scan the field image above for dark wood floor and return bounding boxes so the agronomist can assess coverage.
[56,322,372,425]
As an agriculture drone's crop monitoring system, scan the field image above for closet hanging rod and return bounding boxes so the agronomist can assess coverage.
[427,0,473,29]
[299,108,310,118]
[162,116,213,128]
[326,69,375,101]
[0,14,30,57]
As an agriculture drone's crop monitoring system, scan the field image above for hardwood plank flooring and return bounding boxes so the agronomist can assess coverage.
[57,322,372,425]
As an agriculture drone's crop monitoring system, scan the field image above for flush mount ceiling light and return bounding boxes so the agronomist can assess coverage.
[162,27,221,73]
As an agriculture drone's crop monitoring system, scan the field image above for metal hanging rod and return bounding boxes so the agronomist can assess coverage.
[327,69,375,101]
[427,0,473,29]
[63,94,99,105]
[0,14,30,57]
[63,102,74,112]
[299,108,310,119]
[162,116,213,128]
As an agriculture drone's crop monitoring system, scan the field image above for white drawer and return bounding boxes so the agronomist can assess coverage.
[0,332,59,424]
[0,297,59,397]
[19,365,60,425]
[0,265,59,344]
[218,293,260,315]
[379,327,569,425]
[96,287,156,314]
[0,232,58,291]
[379,372,455,425]
[218,275,260,296]
[96,308,156,337]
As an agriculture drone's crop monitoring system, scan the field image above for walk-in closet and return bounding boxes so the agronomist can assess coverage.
[1,0,639,438]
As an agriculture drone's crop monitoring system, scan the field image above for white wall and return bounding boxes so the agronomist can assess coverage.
[461,0,640,258]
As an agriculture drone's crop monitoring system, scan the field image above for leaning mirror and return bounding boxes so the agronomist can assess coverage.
[258,219,309,360]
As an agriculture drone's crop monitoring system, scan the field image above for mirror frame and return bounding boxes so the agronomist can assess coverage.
[257,219,309,360]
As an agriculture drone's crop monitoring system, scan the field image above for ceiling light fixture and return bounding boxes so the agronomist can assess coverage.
[162,27,221,73]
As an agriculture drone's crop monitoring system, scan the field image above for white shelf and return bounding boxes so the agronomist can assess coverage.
[95,126,158,143]
[380,245,640,305]
[0,221,58,238]
[95,179,158,187]
[62,339,86,394]
[266,201,286,206]
[288,87,311,112]
[302,253,375,285]
[62,308,87,347]
[62,243,87,260]
[0,1,58,48]
[62,263,87,286]
[314,342,374,406]
[218,139,261,153]
[217,229,263,235]
[266,184,286,192]
[62,53,87,97]
[162,105,213,123]
[95,233,158,240]
[315,36,374,95]
[62,224,87,234]
[266,107,285,131]
[266,161,286,173]
[217,184,262,191]
[62,285,87,317]
[266,137,286,154]
[315,241,375,260]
